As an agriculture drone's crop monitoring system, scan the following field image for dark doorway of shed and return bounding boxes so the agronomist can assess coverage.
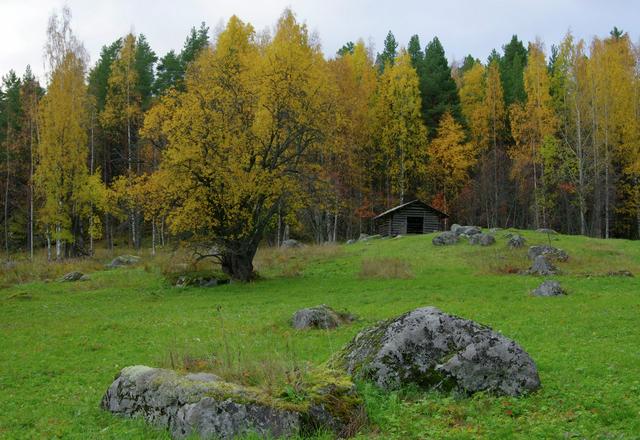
[406,216,423,234]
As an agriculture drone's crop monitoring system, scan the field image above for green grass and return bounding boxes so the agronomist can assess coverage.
[1,230,639,439]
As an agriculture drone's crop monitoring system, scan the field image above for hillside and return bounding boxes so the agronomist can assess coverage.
[1,230,639,439]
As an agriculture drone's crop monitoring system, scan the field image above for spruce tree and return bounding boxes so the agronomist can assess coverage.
[421,36,460,134]
[407,35,424,70]
[500,35,527,106]
[376,31,398,72]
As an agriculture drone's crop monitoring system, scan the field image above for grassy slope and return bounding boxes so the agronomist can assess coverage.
[1,230,639,439]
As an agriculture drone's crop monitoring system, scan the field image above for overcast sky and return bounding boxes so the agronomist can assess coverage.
[2,0,638,83]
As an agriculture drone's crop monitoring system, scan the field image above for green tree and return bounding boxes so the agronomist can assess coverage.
[421,37,461,133]
[376,31,398,72]
[500,35,528,106]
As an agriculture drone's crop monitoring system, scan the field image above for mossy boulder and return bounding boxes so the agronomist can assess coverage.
[330,307,540,396]
[101,365,362,439]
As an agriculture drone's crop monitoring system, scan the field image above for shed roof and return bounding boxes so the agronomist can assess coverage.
[373,199,449,220]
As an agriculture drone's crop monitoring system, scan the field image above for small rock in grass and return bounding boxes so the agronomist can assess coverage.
[469,233,495,246]
[432,231,459,246]
[528,255,558,276]
[292,305,355,330]
[508,234,526,249]
[531,280,565,297]
[346,239,356,245]
[536,228,557,235]
[489,227,503,233]
[330,306,540,396]
[60,271,89,282]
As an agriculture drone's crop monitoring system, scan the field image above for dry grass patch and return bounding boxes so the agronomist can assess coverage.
[359,257,414,279]
[254,243,344,278]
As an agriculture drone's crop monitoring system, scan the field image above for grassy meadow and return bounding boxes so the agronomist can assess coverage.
[1,230,639,439]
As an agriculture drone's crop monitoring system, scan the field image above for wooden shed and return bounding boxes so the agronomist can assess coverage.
[373,200,448,237]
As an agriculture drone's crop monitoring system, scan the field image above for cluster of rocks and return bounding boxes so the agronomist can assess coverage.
[291,305,356,330]
[107,255,141,268]
[102,306,542,438]
[451,224,481,237]
[433,224,496,247]
[101,365,361,440]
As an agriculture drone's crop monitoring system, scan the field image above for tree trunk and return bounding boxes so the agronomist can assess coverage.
[220,243,259,282]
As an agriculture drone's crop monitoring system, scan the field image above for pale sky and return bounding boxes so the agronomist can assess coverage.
[1,0,638,83]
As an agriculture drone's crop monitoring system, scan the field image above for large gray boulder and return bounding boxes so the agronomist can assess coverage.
[330,307,540,396]
[450,224,462,234]
[528,255,558,276]
[432,231,459,246]
[102,365,361,439]
[532,280,565,297]
[292,305,355,330]
[108,255,141,268]
[528,245,568,262]
[508,234,526,249]
[60,271,88,282]
[469,233,495,246]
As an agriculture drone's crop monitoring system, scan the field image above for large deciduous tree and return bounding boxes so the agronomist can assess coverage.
[150,11,333,280]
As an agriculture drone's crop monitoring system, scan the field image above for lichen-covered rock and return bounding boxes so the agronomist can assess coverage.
[531,280,565,297]
[469,233,495,246]
[536,228,557,235]
[508,234,526,249]
[108,255,141,268]
[330,307,540,396]
[489,227,502,233]
[432,231,459,246]
[528,255,558,276]
[292,305,355,330]
[101,365,361,439]
[60,271,88,282]
[528,245,568,262]
[450,224,462,234]
[346,239,356,245]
